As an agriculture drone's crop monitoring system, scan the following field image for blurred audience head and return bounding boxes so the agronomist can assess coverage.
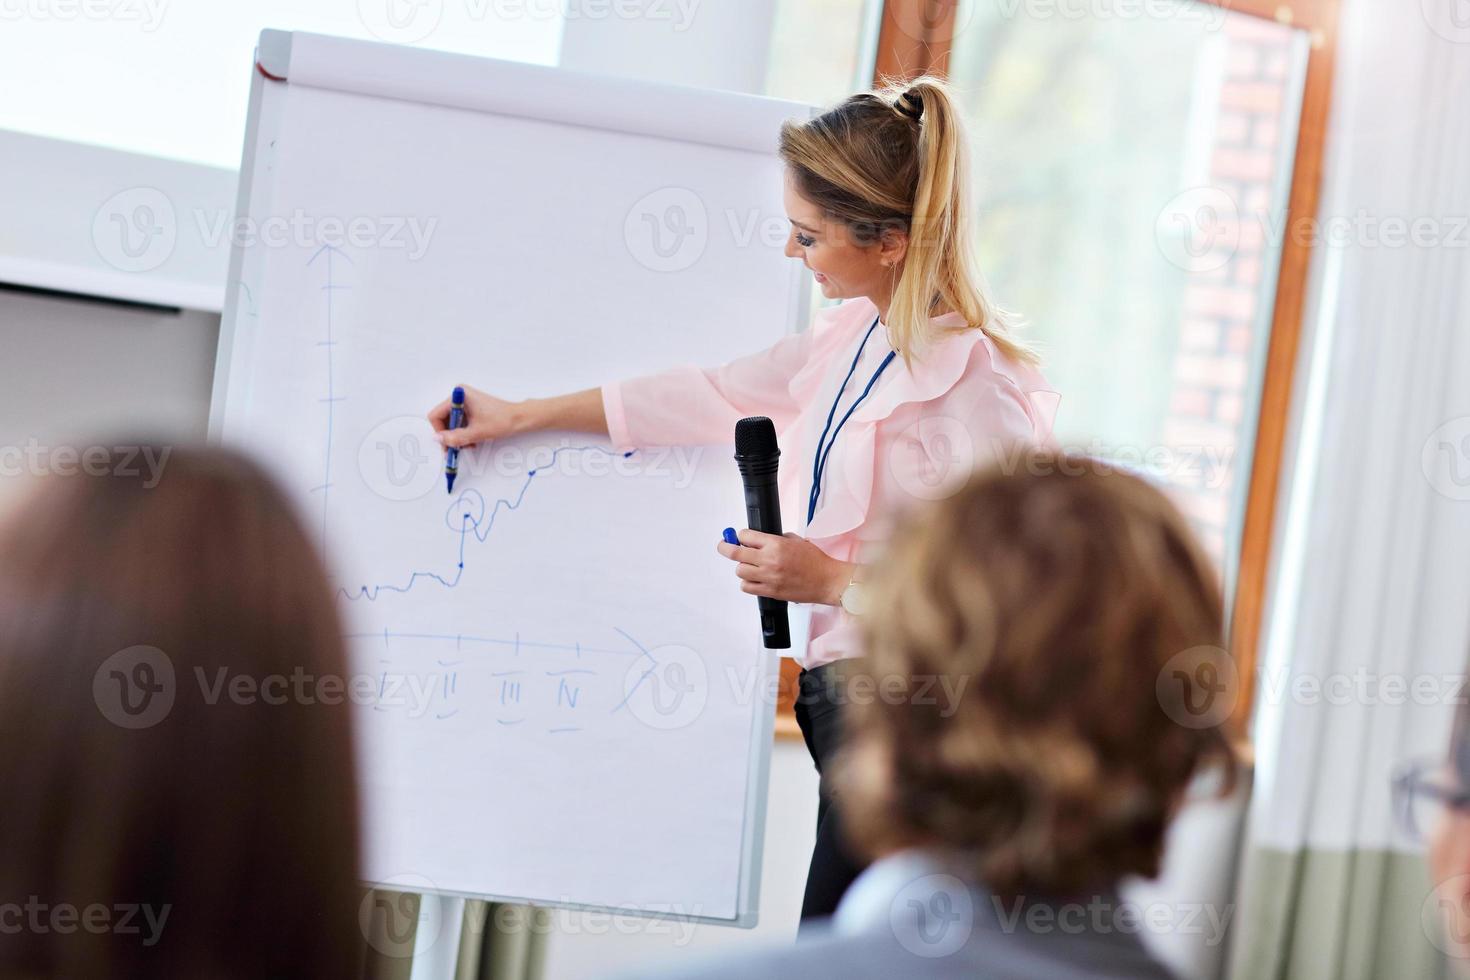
[0,445,362,979]
[839,451,1239,898]
[1399,692,1470,966]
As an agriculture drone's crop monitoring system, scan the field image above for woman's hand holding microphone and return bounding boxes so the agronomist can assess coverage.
[717,530,857,608]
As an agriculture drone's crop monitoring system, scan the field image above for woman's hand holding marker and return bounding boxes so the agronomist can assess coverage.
[428,384,525,449]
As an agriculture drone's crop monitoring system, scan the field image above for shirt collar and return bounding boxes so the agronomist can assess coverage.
[832,848,971,935]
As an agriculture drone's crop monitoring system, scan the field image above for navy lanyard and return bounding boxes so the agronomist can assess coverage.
[808,315,896,525]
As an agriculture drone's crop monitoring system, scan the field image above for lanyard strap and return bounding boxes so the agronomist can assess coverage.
[808,316,896,525]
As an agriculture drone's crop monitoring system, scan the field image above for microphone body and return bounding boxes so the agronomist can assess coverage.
[734,417,791,649]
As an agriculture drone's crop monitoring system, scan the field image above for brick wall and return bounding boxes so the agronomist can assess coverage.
[1163,16,1296,564]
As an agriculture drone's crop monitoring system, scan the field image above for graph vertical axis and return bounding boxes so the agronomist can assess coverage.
[308,243,352,555]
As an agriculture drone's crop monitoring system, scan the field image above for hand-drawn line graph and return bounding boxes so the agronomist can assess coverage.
[304,245,637,604]
[339,445,635,602]
[306,247,667,734]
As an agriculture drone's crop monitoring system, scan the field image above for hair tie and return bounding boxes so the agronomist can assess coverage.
[895,89,923,122]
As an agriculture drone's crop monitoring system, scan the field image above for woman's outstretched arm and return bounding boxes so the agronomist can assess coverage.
[428,386,607,448]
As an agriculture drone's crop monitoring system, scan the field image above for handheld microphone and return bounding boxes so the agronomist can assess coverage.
[734,417,791,649]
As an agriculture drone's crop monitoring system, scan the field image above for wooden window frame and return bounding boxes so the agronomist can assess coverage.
[774,0,1341,741]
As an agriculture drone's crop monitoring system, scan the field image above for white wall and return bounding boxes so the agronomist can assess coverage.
[0,128,237,310]
[0,288,220,506]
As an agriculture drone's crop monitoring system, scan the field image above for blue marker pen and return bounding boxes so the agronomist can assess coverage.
[722,527,740,546]
[445,386,465,494]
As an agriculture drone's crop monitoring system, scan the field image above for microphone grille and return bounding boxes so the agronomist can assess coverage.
[734,416,779,457]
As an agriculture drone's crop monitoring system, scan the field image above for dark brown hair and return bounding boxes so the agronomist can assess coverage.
[838,452,1239,897]
[0,446,362,979]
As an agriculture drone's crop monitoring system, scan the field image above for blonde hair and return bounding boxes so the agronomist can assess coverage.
[779,74,1036,369]
[837,453,1238,897]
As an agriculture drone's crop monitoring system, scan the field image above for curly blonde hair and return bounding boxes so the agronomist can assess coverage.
[836,452,1239,897]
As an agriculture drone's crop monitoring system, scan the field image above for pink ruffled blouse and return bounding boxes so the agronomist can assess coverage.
[601,296,1059,668]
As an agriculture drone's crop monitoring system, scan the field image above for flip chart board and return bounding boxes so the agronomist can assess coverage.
[210,30,813,925]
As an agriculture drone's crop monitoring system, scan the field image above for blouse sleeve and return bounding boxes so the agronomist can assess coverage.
[949,340,1061,466]
[600,327,815,451]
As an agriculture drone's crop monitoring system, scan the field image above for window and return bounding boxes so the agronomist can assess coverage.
[947,0,1309,601]
[764,0,880,108]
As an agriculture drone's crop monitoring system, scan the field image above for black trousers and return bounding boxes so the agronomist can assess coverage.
[792,659,869,927]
